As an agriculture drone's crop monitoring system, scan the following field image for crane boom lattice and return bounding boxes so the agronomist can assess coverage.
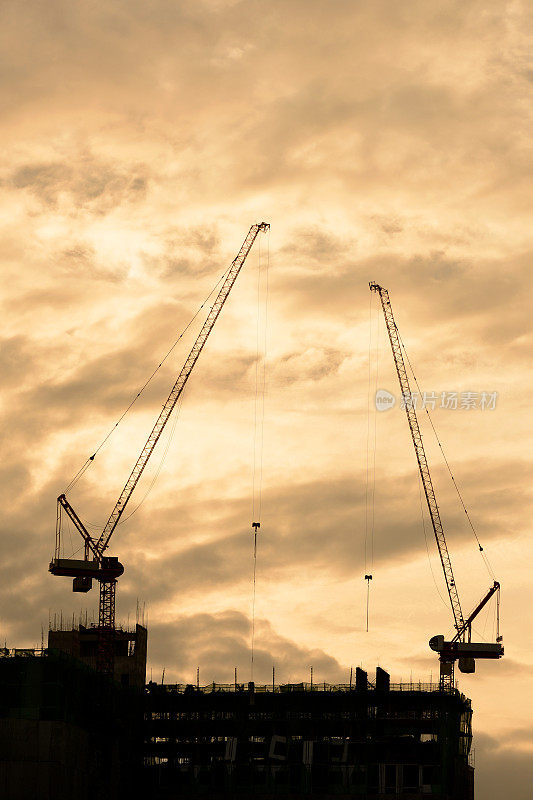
[369,281,503,686]
[369,282,464,633]
[97,222,269,552]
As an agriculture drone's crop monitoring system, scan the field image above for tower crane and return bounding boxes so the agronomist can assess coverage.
[50,222,270,675]
[369,282,503,687]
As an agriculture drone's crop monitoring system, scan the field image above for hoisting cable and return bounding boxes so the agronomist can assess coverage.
[55,501,61,559]
[364,575,372,633]
[364,292,373,582]
[370,307,380,572]
[257,225,270,523]
[68,388,186,538]
[418,468,449,611]
[364,291,379,631]
[117,391,185,525]
[496,586,501,641]
[396,325,496,581]
[251,522,259,682]
[470,590,500,643]
[251,228,269,525]
[63,259,237,495]
[250,230,269,680]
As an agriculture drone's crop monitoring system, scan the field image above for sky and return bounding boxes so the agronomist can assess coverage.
[1,1,532,796]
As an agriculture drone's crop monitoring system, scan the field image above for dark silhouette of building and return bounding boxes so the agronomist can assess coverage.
[0,647,143,800]
[143,667,474,798]
[0,638,473,799]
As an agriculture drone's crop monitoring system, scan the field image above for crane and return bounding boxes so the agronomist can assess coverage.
[369,282,503,687]
[50,222,270,675]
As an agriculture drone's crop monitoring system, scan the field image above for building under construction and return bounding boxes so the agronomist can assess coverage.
[143,669,473,799]
[0,637,473,799]
[48,622,147,689]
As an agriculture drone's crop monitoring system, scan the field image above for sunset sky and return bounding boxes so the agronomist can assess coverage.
[1,1,532,797]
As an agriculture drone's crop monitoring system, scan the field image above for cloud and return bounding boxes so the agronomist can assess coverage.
[280,227,353,267]
[114,457,531,611]
[0,5,531,797]
[146,610,345,685]
[475,732,533,800]
[276,243,533,346]
[10,156,148,213]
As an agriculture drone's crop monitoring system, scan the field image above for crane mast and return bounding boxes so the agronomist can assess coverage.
[51,222,270,675]
[369,281,503,686]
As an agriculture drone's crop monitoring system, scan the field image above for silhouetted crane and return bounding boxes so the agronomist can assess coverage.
[50,222,270,674]
[369,281,503,687]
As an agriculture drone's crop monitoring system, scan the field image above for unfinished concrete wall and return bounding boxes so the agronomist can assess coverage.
[48,623,147,688]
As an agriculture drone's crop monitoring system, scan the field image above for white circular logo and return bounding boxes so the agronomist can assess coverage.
[375,389,396,412]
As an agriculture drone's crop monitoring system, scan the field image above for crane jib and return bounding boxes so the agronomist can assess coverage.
[96,222,269,552]
[369,281,465,633]
[369,281,503,684]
